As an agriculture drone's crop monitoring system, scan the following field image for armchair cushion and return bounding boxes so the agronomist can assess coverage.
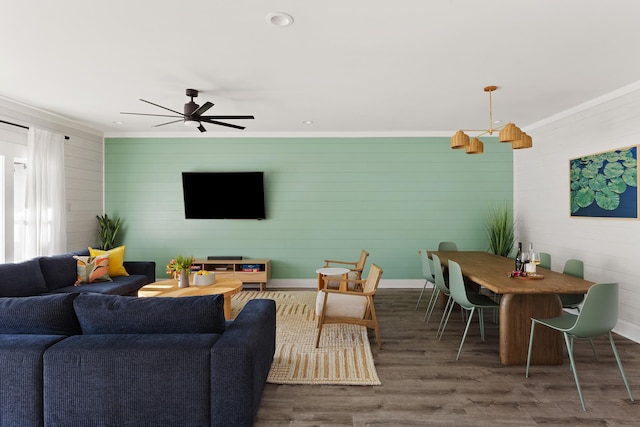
[73,293,226,334]
[315,291,368,319]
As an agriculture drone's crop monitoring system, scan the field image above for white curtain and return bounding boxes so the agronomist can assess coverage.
[23,128,66,258]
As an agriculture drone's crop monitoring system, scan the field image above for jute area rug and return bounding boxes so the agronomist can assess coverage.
[231,290,381,386]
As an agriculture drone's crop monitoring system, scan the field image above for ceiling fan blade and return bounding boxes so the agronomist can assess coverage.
[139,99,185,116]
[197,124,207,133]
[153,119,184,127]
[120,112,182,118]
[200,115,255,120]
[192,101,214,118]
[203,119,246,130]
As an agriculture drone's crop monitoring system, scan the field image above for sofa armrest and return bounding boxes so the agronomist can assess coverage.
[123,261,156,284]
[210,298,276,427]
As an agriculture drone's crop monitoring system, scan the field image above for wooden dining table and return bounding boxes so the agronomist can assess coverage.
[429,251,595,366]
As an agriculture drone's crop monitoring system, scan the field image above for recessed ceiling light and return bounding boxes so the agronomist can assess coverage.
[112,121,125,125]
[302,120,313,125]
[266,12,294,27]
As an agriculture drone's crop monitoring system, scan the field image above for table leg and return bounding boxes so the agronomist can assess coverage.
[338,273,348,291]
[499,293,563,365]
[223,295,232,320]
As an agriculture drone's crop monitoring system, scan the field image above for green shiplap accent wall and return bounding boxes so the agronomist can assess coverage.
[105,136,512,280]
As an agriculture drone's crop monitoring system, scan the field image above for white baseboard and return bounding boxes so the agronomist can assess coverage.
[254,278,429,289]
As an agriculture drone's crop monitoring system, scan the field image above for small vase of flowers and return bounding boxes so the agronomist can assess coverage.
[166,255,195,288]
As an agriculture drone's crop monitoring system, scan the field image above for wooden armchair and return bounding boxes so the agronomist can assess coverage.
[315,264,383,349]
[322,250,369,290]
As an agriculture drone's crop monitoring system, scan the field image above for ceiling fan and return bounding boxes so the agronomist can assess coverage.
[120,88,254,132]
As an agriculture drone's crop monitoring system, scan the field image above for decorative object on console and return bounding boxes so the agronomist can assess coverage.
[450,85,532,154]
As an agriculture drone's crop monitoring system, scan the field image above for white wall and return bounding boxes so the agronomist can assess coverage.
[514,81,640,343]
[0,98,105,258]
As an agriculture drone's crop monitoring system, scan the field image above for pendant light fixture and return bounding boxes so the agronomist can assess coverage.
[450,86,532,154]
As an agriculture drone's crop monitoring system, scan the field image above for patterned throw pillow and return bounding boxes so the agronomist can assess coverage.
[88,245,129,277]
[74,254,112,285]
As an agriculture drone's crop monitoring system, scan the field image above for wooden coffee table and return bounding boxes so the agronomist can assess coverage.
[138,278,243,320]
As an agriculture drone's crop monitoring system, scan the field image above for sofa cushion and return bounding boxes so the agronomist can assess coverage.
[0,258,48,297]
[73,254,112,285]
[38,253,78,291]
[0,334,68,427]
[73,293,226,334]
[0,293,81,335]
[89,245,129,277]
[43,333,220,426]
[51,275,149,296]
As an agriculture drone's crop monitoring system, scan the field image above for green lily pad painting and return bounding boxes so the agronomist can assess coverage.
[570,146,638,218]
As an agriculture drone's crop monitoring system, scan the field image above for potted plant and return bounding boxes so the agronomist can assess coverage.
[96,214,121,250]
[485,203,515,257]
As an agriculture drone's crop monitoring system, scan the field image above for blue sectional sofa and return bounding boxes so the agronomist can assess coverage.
[0,292,277,427]
[0,249,155,297]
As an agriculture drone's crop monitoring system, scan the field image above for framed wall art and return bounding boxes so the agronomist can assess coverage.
[570,145,638,218]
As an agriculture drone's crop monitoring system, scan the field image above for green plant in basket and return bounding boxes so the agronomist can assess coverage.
[485,203,515,257]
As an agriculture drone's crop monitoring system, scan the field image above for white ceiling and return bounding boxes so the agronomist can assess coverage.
[1,0,639,138]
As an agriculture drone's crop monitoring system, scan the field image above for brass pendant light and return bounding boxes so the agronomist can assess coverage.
[450,86,532,154]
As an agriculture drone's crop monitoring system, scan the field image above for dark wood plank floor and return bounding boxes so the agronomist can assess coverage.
[255,288,640,426]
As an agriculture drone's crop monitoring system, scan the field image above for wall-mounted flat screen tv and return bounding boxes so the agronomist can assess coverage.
[182,171,266,219]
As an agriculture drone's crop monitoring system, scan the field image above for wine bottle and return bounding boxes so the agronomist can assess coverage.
[515,242,523,272]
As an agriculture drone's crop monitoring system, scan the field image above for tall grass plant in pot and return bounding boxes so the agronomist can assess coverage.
[96,214,121,250]
[485,203,515,257]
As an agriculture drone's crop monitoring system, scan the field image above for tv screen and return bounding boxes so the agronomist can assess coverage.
[182,172,266,219]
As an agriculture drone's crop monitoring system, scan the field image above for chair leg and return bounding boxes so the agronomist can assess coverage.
[478,308,485,341]
[368,296,382,349]
[588,338,598,360]
[437,295,454,340]
[415,279,429,309]
[423,287,440,323]
[315,292,329,348]
[456,307,475,360]
[525,320,536,378]
[563,332,587,411]
[608,332,634,402]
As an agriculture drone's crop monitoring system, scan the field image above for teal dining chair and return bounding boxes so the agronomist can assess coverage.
[561,259,585,311]
[438,241,458,251]
[539,252,551,270]
[415,249,436,310]
[426,254,452,336]
[526,282,634,411]
[445,260,499,360]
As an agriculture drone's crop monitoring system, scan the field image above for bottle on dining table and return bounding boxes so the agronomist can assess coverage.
[515,242,523,272]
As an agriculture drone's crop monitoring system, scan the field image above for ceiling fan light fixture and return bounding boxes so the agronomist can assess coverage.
[184,119,200,128]
[466,138,484,154]
[498,122,522,142]
[450,130,469,149]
